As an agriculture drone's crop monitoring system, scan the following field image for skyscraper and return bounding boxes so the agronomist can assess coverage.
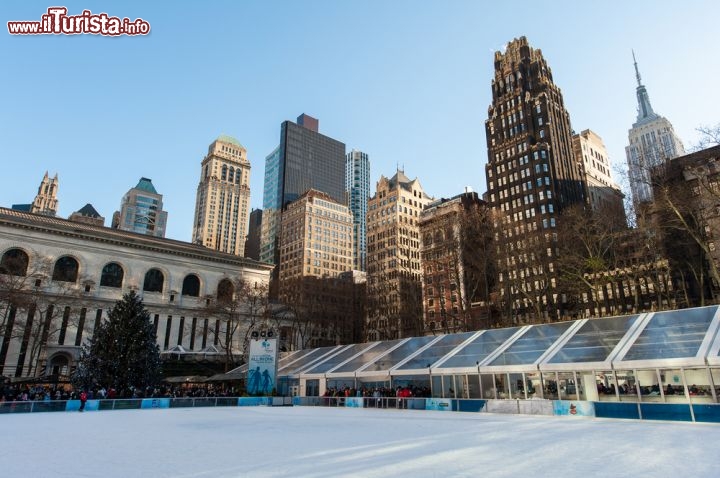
[191,135,251,255]
[484,37,585,323]
[366,169,433,340]
[625,52,685,206]
[260,114,346,265]
[572,129,626,224]
[346,149,370,271]
[31,172,59,216]
[278,189,353,286]
[244,208,263,261]
[112,177,168,237]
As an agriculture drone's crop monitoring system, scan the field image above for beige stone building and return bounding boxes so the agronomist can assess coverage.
[572,129,625,222]
[278,189,353,287]
[192,135,251,256]
[366,170,432,340]
[0,207,273,381]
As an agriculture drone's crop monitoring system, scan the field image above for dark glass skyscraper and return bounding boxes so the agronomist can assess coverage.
[260,114,346,265]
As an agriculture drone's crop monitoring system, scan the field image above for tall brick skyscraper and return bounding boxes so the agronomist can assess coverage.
[484,37,585,323]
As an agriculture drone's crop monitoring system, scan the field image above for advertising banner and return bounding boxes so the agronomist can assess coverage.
[553,400,595,417]
[425,398,452,411]
[345,397,363,408]
[141,398,170,409]
[247,338,278,395]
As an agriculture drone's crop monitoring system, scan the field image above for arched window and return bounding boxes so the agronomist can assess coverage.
[228,167,234,183]
[52,256,79,283]
[182,274,200,297]
[0,248,29,276]
[236,172,241,184]
[100,262,124,288]
[221,165,227,181]
[143,268,164,293]
[217,279,234,302]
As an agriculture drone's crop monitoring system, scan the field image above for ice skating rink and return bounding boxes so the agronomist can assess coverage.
[3,406,718,477]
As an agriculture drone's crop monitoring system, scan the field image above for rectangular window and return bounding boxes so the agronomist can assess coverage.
[75,308,87,346]
[164,316,172,350]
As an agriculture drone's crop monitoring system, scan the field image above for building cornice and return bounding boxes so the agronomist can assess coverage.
[0,207,273,272]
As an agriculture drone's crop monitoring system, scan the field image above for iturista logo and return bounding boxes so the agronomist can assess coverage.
[8,7,151,36]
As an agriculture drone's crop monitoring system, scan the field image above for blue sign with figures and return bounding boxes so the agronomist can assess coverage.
[238,397,271,406]
[65,400,100,412]
[247,338,278,395]
[553,400,595,417]
[345,397,363,408]
[141,398,170,409]
[425,399,452,411]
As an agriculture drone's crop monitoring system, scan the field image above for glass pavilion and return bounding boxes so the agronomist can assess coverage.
[276,306,720,404]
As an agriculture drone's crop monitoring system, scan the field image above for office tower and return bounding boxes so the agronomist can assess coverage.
[259,114,346,266]
[277,189,357,346]
[68,203,104,226]
[484,36,585,323]
[625,52,685,206]
[278,189,353,287]
[419,190,493,334]
[346,149,371,271]
[112,177,168,237]
[244,209,263,261]
[572,129,626,224]
[366,169,433,340]
[31,172,59,216]
[192,135,251,255]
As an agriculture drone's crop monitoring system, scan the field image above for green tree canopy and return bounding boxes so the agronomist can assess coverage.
[72,291,161,392]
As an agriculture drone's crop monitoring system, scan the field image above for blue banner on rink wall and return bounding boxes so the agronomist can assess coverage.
[238,397,271,406]
[553,400,595,417]
[141,398,170,409]
[345,397,363,408]
[247,338,278,395]
[425,398,452,411]
[65,400,100,412]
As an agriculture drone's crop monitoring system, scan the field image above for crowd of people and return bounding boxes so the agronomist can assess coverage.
[322,385,432,407]
[0,382,241,403]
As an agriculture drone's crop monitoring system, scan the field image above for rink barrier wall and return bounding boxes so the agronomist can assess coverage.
[2,396,720,423]
[0,396,293,414]
[291,397,720,423]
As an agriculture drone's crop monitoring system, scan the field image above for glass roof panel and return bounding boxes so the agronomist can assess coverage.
[621,307,717,361]
[398,332,476,370]
[438,327,521,368]
[362,336,437,372]
[489,322,573,366]
[303,343,378,374]
[548,315,639,364]
[277,350,306,369]
[331,339,406,373]
[279,346,339,375]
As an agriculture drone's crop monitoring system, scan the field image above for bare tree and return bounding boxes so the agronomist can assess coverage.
[421,200,496,333]
[691,123,720,151]
[206,278,270,371]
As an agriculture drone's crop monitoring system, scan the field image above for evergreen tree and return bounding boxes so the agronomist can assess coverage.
[72,291,161,393]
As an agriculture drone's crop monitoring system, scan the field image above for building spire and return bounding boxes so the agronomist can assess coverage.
[632,49,641,87]
[632,50,657,123]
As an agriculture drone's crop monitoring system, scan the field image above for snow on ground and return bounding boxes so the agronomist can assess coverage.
[3,406,718,477]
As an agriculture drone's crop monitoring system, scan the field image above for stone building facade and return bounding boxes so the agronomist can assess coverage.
[484,36,585,323]
[366,170,433,340]
[0,207,273,381]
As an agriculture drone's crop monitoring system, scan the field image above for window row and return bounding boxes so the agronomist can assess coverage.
[1,248,239,300]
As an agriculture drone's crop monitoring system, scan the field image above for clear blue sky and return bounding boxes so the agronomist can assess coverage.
[2,1,718,242]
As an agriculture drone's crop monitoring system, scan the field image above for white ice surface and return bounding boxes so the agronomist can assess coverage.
[3,406,718,477]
